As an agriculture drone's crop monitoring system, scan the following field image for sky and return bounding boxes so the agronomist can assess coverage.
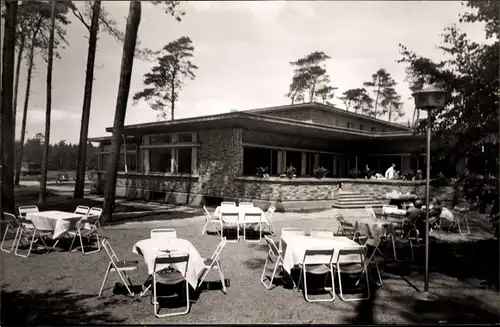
[9,0,489,143]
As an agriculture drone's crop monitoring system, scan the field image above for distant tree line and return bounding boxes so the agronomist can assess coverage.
[14,133,98,172]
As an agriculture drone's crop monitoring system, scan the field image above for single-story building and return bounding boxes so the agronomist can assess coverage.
[90,102,431,209]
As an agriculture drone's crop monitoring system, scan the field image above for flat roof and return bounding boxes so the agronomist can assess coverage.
[90,111,421,143]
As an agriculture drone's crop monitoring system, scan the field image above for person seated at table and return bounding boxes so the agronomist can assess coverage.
[402,199,423,237]
[428,198,443,230]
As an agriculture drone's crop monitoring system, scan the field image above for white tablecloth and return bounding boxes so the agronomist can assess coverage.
[27,211,84,238]
[355,218,397,238]
[280,235,363,274]
[214,206,268,224]
[383,206,407,216]
[132,238,206,289]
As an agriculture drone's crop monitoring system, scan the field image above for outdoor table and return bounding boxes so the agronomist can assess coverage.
[355,218,398,238]
[383,206,407,217]
[280,235,363,274]
[26,210,85,239]
[386,193,418,209]
[133,237,206,289]
[214,205,268,225]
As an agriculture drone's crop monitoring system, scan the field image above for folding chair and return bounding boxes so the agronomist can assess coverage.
[201,205,222,236]
[221,212,240,243]
[14,213,52,258]
[262,205,276,236]
[261,236,285,290]
[239,202,254,207]
[338,221,366,244]
[18,205,39,218]
[98,238,138,298]
[243,212,262,243]
[297,248,336,302]
[1,213,21,253]
[390,221,418,262]
[221,202,236,207]
[450,206,470,234]
[310,228,334,238]
[151,228,177,239]
[335,244,371,301]
[68,213,101,255]
[280,228,305,252]
[198,237,227,293]
[365,206,377,220]
[153,253,190,317]
[75,205,90,215]
[334,213,346,235]
[88,207,103,228]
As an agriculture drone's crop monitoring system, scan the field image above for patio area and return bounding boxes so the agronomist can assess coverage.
[1,206,499,325]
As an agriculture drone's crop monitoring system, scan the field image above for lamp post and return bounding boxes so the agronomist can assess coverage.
[412,84,447,301]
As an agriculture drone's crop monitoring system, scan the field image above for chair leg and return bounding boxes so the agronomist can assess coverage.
[118,271,135,297]
[211,220,221,236]
[216,260,227,294]
[201,219,209,236]
[154,279,190,317]
[303,266,335,302]
[69,233,79,252]
[1,226,15,253]
[15,230,35,258]
[82,233,101,255]
[260,255,279,290]
[337,266,370,301]
[98,262,112,298]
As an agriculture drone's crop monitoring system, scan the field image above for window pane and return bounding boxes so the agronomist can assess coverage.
[177,148,192,173]
[119,153,137,171]
[285,150,302,176]
[177,133,193,143]
[243,147,272,176]
[149,148,172,173]
[149,134,172,145]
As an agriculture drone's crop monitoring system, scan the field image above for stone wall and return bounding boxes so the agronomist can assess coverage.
[233,177,461,207]
[96,127,243,205]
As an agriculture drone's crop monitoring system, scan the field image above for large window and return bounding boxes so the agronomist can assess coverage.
[177,148,192,173]
[149,148,172,173]
[143,132,197,174]
[243,147,272,176]
[98,147,137,172]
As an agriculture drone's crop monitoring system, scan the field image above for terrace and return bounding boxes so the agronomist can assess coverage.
[1,187,499,325]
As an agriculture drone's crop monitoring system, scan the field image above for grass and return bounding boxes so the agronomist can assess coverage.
[1,207,499,324]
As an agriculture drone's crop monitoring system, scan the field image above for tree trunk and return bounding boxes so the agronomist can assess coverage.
[74,0,101,199]
[0,0,18,219]
[39,0,57,203]
[14,48,35,186]
[170,68,177,120]
[373,77,381,117]
[388,105,392,122]
[15,21,42,186]
[12,34,26,130]
[103,0,141,223]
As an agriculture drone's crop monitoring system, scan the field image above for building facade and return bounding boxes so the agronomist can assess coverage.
[90,103,427,208]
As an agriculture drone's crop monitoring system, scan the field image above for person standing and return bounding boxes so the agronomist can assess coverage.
[385,163,396,179]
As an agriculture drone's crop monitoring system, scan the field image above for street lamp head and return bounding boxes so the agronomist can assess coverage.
[412,84,447,111]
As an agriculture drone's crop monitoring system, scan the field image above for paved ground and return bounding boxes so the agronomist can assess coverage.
[1,203,499,325]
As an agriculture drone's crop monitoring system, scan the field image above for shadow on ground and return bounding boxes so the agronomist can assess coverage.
[0,285,126,325]
[393,293,500,324]
[383,237,499,289]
